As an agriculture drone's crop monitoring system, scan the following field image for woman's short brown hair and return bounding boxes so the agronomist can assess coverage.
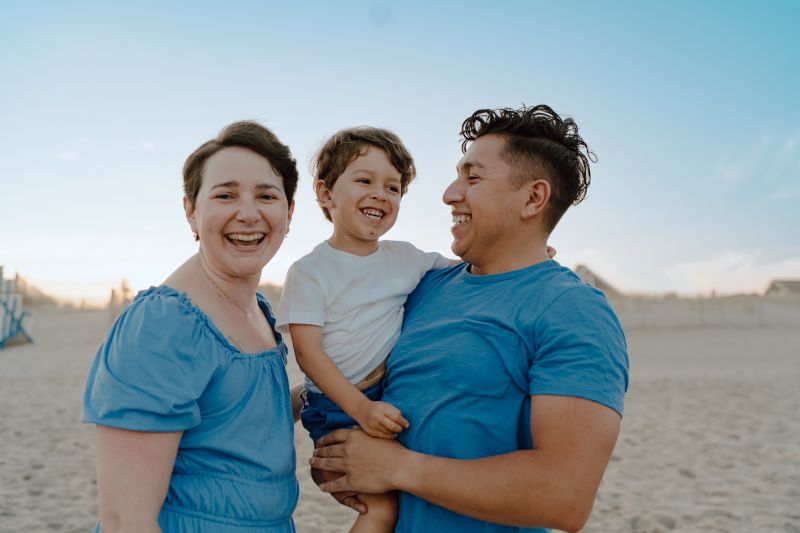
[183,121,299,208]
[312,127,416,221]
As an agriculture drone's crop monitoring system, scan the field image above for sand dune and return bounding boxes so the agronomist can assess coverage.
[1,305,798,532]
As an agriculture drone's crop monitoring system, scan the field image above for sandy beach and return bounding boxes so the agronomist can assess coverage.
[1,304,798,532]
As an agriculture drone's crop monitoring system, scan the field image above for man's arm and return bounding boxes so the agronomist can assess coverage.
[95,426,182,532]
[312,394,620,532]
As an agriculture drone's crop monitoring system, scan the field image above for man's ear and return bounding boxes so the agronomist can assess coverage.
[521,179,550,220]
[315,180,334,209]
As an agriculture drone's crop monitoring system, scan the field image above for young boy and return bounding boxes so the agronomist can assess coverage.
[276,127,451,532]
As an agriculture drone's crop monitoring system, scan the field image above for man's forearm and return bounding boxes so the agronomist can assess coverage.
[395,448,597,532]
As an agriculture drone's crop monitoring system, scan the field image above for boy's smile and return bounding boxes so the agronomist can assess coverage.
[317,147,403,256]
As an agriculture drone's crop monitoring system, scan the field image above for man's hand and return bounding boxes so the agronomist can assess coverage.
[310,428,409,494]
[355,400,409,439]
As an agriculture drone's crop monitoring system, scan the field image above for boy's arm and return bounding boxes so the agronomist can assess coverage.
[289,324,408,437]
[312,395,620,532]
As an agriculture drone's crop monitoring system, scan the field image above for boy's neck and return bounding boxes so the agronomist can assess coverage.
[326,234,380,257]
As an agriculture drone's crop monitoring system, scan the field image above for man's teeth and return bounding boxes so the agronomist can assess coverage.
[453,215,471,225]
[227,233,265,242]
[361,208,384,219]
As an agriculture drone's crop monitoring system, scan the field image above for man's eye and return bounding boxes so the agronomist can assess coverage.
[467,175,480,181]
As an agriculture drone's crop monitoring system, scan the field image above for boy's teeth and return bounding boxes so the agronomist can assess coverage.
[362,208,383,219]
[228,233,265,241]
[453,215,471,225]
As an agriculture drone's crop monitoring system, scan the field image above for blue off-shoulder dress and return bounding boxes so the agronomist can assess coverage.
[82,286,298,532]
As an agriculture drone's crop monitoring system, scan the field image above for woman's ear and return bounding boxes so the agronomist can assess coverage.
[183,196,196,231]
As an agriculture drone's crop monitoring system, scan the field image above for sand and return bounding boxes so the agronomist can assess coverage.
[1,305,798,532]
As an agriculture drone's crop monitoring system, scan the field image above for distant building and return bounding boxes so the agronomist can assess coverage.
[573,265,624,299]
[765,279,800,297]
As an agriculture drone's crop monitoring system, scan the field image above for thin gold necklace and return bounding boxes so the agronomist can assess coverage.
[199,259,256,320]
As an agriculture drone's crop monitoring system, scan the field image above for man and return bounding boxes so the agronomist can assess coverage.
[311,105,629,532]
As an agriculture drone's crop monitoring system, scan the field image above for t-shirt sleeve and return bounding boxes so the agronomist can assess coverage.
[529,286,629,416]
[394,241,451,273]
[275,261,326,334]
[81,293,218,432]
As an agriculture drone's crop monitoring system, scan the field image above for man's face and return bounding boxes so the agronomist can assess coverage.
[443,134,529,274]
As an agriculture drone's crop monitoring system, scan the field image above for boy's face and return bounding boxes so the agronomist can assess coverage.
[316,146,402,254]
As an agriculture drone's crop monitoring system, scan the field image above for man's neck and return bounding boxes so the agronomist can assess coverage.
[468,244,552,276]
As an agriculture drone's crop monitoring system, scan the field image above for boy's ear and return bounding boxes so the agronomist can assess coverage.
[315,180,334,209]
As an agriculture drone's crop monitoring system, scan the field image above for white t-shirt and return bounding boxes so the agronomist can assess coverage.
[276,240,450,392]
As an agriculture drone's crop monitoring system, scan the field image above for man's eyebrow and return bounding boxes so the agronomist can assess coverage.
[457,160,484,172]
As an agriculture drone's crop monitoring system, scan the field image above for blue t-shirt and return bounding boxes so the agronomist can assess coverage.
[382,260,629,533]
[82,286,298,532]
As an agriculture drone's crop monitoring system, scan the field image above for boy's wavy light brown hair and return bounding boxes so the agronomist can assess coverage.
[312,127,416,221]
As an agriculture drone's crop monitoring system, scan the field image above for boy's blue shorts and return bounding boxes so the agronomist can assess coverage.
[300,380,384,443]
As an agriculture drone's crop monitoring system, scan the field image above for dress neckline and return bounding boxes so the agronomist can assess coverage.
[139,285,287,358]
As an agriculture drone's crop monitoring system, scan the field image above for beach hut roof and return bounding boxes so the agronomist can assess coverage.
[766,279,800,294]
[573,264,623,298]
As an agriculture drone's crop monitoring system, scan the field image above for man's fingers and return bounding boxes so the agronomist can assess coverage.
[312,444,345,458]
[320,475,351,493]
[341,494,367,514]
[315,428,351,448]
[309,456,344,473]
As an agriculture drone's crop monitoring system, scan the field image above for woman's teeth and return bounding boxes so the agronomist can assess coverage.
[227,233,265,245]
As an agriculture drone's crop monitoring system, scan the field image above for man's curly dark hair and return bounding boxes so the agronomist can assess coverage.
[460,105,596,232]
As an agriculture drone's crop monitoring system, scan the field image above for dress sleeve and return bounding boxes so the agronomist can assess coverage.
[528,286,629,416]
[275,261,326,334]
[81,291,218,432]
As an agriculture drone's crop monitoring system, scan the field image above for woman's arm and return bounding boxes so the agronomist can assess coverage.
[95,426,182,532]
[290,382,304,423]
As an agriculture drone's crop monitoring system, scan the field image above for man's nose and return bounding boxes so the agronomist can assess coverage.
[442,178,462,205]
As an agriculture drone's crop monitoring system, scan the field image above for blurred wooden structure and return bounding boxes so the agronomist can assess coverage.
[0,265,33,349]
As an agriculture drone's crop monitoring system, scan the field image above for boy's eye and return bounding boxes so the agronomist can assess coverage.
[388,186,400,193]
[356,178,370,184]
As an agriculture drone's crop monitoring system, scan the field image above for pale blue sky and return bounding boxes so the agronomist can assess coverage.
[1,1,798,304]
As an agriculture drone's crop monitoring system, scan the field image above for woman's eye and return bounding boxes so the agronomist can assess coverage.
[216,193,233,199]
[260,194,276,201]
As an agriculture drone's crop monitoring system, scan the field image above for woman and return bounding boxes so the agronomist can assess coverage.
[82,121,302,532]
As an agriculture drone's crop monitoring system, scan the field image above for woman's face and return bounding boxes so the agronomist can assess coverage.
[185,146,293,279]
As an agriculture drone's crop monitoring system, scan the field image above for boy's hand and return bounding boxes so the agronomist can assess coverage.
[356,401,409,439]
